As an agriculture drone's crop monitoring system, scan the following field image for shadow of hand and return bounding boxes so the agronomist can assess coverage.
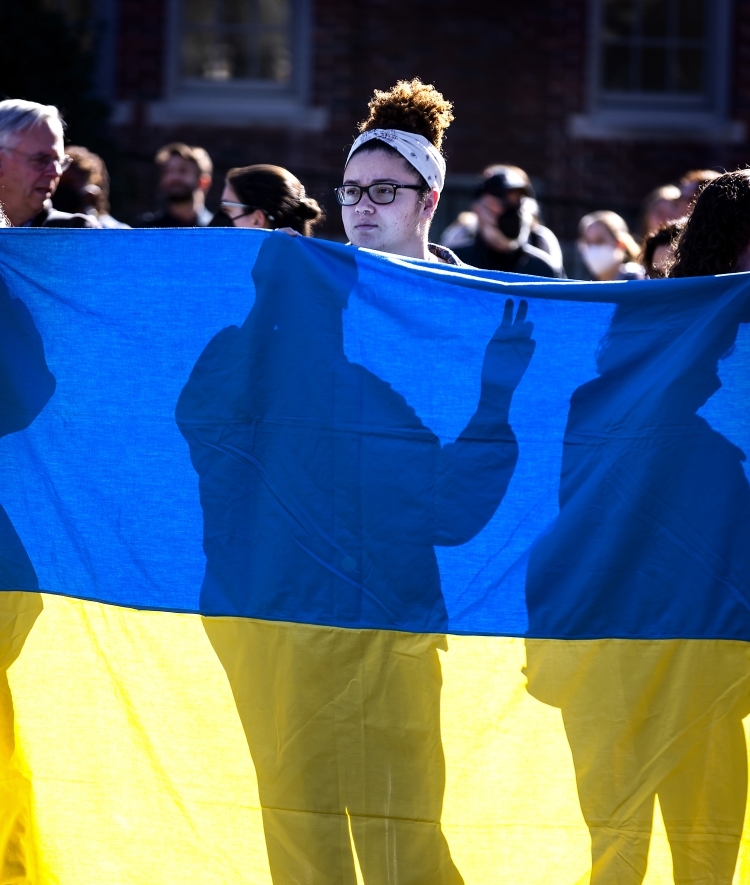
[481,298,536,396]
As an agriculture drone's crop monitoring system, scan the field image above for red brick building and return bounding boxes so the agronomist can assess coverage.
[72,1,750,257]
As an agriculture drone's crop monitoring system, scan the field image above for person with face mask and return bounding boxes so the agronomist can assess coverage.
[209,163,322,234]
[578,211,644,281]
[445,166,564,277]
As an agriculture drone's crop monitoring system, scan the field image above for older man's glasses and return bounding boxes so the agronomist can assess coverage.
[335,183,425,206]
[2,146,72,173]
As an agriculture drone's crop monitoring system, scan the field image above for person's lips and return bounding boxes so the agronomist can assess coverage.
[354,222,377,229]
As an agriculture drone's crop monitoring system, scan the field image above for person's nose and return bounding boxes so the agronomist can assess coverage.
[355,195,375,215]
[37,165,60,186]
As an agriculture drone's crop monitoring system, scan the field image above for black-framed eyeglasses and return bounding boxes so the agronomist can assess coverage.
[1,146,72,173]
[220,201,275,222]
[335,183,425,206]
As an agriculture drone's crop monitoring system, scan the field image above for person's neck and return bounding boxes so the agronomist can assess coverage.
[387,234,430,261]
[167,192,203,223]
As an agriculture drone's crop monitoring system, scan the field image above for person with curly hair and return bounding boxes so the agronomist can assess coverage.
[334,78,461,263]
[670,170,750,277]
[640,218,686,279]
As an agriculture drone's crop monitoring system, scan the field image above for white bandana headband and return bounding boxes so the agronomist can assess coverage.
[347,129,446,193]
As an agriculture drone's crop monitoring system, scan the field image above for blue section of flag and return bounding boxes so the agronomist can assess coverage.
[0,229,749,637]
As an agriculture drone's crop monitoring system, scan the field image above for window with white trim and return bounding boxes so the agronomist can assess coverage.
[570,0,741,141]
[151,0,324,129]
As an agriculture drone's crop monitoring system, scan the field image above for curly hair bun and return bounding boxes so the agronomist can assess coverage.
[358,79,454,151]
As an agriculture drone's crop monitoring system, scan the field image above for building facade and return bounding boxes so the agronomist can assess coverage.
[72,0,750,250]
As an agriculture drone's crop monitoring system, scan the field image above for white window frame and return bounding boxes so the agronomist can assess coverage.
[145,0,326,130]
[570,0,743,142]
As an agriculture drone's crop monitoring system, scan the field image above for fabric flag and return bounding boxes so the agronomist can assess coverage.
[0,228,748,885]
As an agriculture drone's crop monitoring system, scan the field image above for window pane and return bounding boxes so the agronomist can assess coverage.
[676,47,703,92]
[641,45,668,91]
[642,0,668,38]
[223,0,254,25]
[184,0,214,25]
[602,44,632,89]
[258,32,292,81]
[179,0,293,83]
[603,0,635,38]
[259,0,290,27]
[677,0,705,39]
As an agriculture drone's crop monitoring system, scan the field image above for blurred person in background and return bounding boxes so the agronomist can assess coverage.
[640,184,682,237]
[212,164,322,234]
[640,218,685,279]
[53,146,129,229]
[442,165,563,277]
[578,210,643,281]
[676,169,722,217]
[139,143,213,228]
[0,99,98,228]
[670,170,750,276]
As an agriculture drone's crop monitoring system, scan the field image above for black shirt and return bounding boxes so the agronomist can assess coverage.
[454,236,563,278]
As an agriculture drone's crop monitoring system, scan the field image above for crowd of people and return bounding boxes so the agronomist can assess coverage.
[0,93,747,283]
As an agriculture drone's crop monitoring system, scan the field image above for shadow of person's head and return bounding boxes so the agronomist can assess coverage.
[247,234,359,352]
[594,295,744,419]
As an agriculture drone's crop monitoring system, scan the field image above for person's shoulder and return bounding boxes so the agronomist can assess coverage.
[98,214,130,230]
[520,243,565,278]
[452,241,482,267]
[440,212,478,251]
[427,243,465,266]
[36,208,100,229]
[136,210,167,227]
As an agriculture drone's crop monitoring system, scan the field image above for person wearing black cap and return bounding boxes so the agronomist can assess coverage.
[442,165,564,277]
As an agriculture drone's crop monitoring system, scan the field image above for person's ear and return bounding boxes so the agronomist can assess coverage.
[199,173,212,193]
[247,209,268,229]
[423,188,439,218]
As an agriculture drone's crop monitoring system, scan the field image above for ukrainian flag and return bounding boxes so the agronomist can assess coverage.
[0,229,748,884]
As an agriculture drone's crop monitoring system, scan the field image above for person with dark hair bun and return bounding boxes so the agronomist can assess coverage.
[670,170,750,278]
[335,78,461,263]
[216,164,322,235]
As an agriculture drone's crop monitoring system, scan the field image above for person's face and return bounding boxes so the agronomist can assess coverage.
[159,155,205,202]
[645,198,680,235]
[473,190,525,252]
[341,150,437,257]
[0,120,65,226]
[582,221,618,248]
[220,182,270,228]
[578,221,625,280]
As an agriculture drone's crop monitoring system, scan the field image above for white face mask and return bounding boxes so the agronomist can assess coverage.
[579,242,625,278]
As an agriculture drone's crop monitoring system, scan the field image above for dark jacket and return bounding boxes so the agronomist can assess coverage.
[28,207,99,229]
[137,207,213,228]
[455,235,563,278]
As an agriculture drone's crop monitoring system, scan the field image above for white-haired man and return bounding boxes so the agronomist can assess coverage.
[0,99,99,228]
